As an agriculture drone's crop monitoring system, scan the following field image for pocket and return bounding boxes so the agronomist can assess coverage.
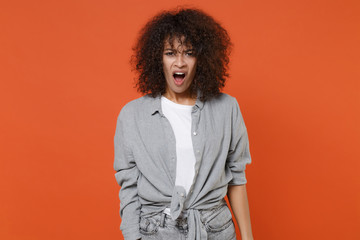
[203,205,234,232]
[139,215,160,236]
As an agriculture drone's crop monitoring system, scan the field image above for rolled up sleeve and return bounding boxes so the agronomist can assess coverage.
[227,98,252,185]
[114,110,141,240]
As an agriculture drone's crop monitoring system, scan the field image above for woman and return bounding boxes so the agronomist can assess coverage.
[114,8,253,240]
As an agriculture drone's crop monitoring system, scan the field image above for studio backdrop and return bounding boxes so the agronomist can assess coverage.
[1,0,359,239]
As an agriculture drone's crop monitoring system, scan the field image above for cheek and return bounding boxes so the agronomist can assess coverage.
[190,64,197,76]
[191,60,197,72]
[162,58,168,70]
[162,65,169,76]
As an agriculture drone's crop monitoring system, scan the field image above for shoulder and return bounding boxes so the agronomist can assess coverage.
[205,92,239,109]
[117,94,156,121]
[204,93,245,122]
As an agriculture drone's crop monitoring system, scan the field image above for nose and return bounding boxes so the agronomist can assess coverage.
[174,54,186,68]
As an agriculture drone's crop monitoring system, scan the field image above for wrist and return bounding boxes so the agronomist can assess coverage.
[241,233,254,240]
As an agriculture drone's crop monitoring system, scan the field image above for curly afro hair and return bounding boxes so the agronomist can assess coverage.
[132,8,232,101]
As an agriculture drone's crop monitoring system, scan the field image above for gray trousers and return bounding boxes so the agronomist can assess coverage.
[139,204,236,240]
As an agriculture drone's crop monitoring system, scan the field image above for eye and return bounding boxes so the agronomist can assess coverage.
[164,51,174,56]
[185,50,194,56]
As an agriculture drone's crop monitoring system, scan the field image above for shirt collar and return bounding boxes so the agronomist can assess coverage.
[149,94,162,116]
[149,91,204,116]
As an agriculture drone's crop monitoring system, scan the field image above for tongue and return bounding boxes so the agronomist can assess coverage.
[174,76,185,85]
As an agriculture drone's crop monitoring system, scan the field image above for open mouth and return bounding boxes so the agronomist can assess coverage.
[173,72,186,86]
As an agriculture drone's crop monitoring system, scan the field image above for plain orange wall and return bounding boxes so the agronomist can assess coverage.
[1,0,359,239]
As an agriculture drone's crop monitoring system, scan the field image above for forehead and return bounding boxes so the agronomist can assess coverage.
[163,36,193,49]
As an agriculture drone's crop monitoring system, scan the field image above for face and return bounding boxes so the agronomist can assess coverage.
[162,37,197,98]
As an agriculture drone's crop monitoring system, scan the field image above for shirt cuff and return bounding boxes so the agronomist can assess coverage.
[228,171,247,185]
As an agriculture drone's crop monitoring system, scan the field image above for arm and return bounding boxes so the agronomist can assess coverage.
[114,110,141,240]
[226,97,253,239]
[227,184,253,240]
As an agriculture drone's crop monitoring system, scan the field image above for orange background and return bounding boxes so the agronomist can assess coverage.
[1,0,359,239]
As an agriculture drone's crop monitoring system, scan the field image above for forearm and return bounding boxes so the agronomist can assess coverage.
[227,184,253,240]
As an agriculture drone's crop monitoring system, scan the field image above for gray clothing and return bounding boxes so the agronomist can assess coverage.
[140,199,236,240]
[114,93,251,240]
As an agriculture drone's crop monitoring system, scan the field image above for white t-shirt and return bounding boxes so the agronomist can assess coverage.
[161,96,196,196]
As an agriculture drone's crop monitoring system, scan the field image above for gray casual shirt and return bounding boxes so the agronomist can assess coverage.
[114,93,251,240]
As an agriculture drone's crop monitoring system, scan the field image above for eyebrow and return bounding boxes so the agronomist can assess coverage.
[163,48,194,51]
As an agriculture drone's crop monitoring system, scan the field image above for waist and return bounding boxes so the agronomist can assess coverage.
[140,198,227,219]
[163,198,227,219]
[140,200,230,233]
[163,207,187,218]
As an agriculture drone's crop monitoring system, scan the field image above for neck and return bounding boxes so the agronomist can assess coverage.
[163,90,197,105]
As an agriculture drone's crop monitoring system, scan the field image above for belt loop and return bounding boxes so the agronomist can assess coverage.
[160,213,166,227]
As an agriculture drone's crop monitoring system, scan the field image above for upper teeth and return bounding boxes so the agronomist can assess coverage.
[174,72,185,76]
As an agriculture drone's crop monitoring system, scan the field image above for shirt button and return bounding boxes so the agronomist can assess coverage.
[196,170,199,174]
[180,193,184,197]
[196,150,200,153]
[193,131,197,136]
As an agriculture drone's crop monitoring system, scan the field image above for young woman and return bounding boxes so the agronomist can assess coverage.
[114,8,253,240]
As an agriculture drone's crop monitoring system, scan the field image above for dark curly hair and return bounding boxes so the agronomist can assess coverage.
[132,8,232,101]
